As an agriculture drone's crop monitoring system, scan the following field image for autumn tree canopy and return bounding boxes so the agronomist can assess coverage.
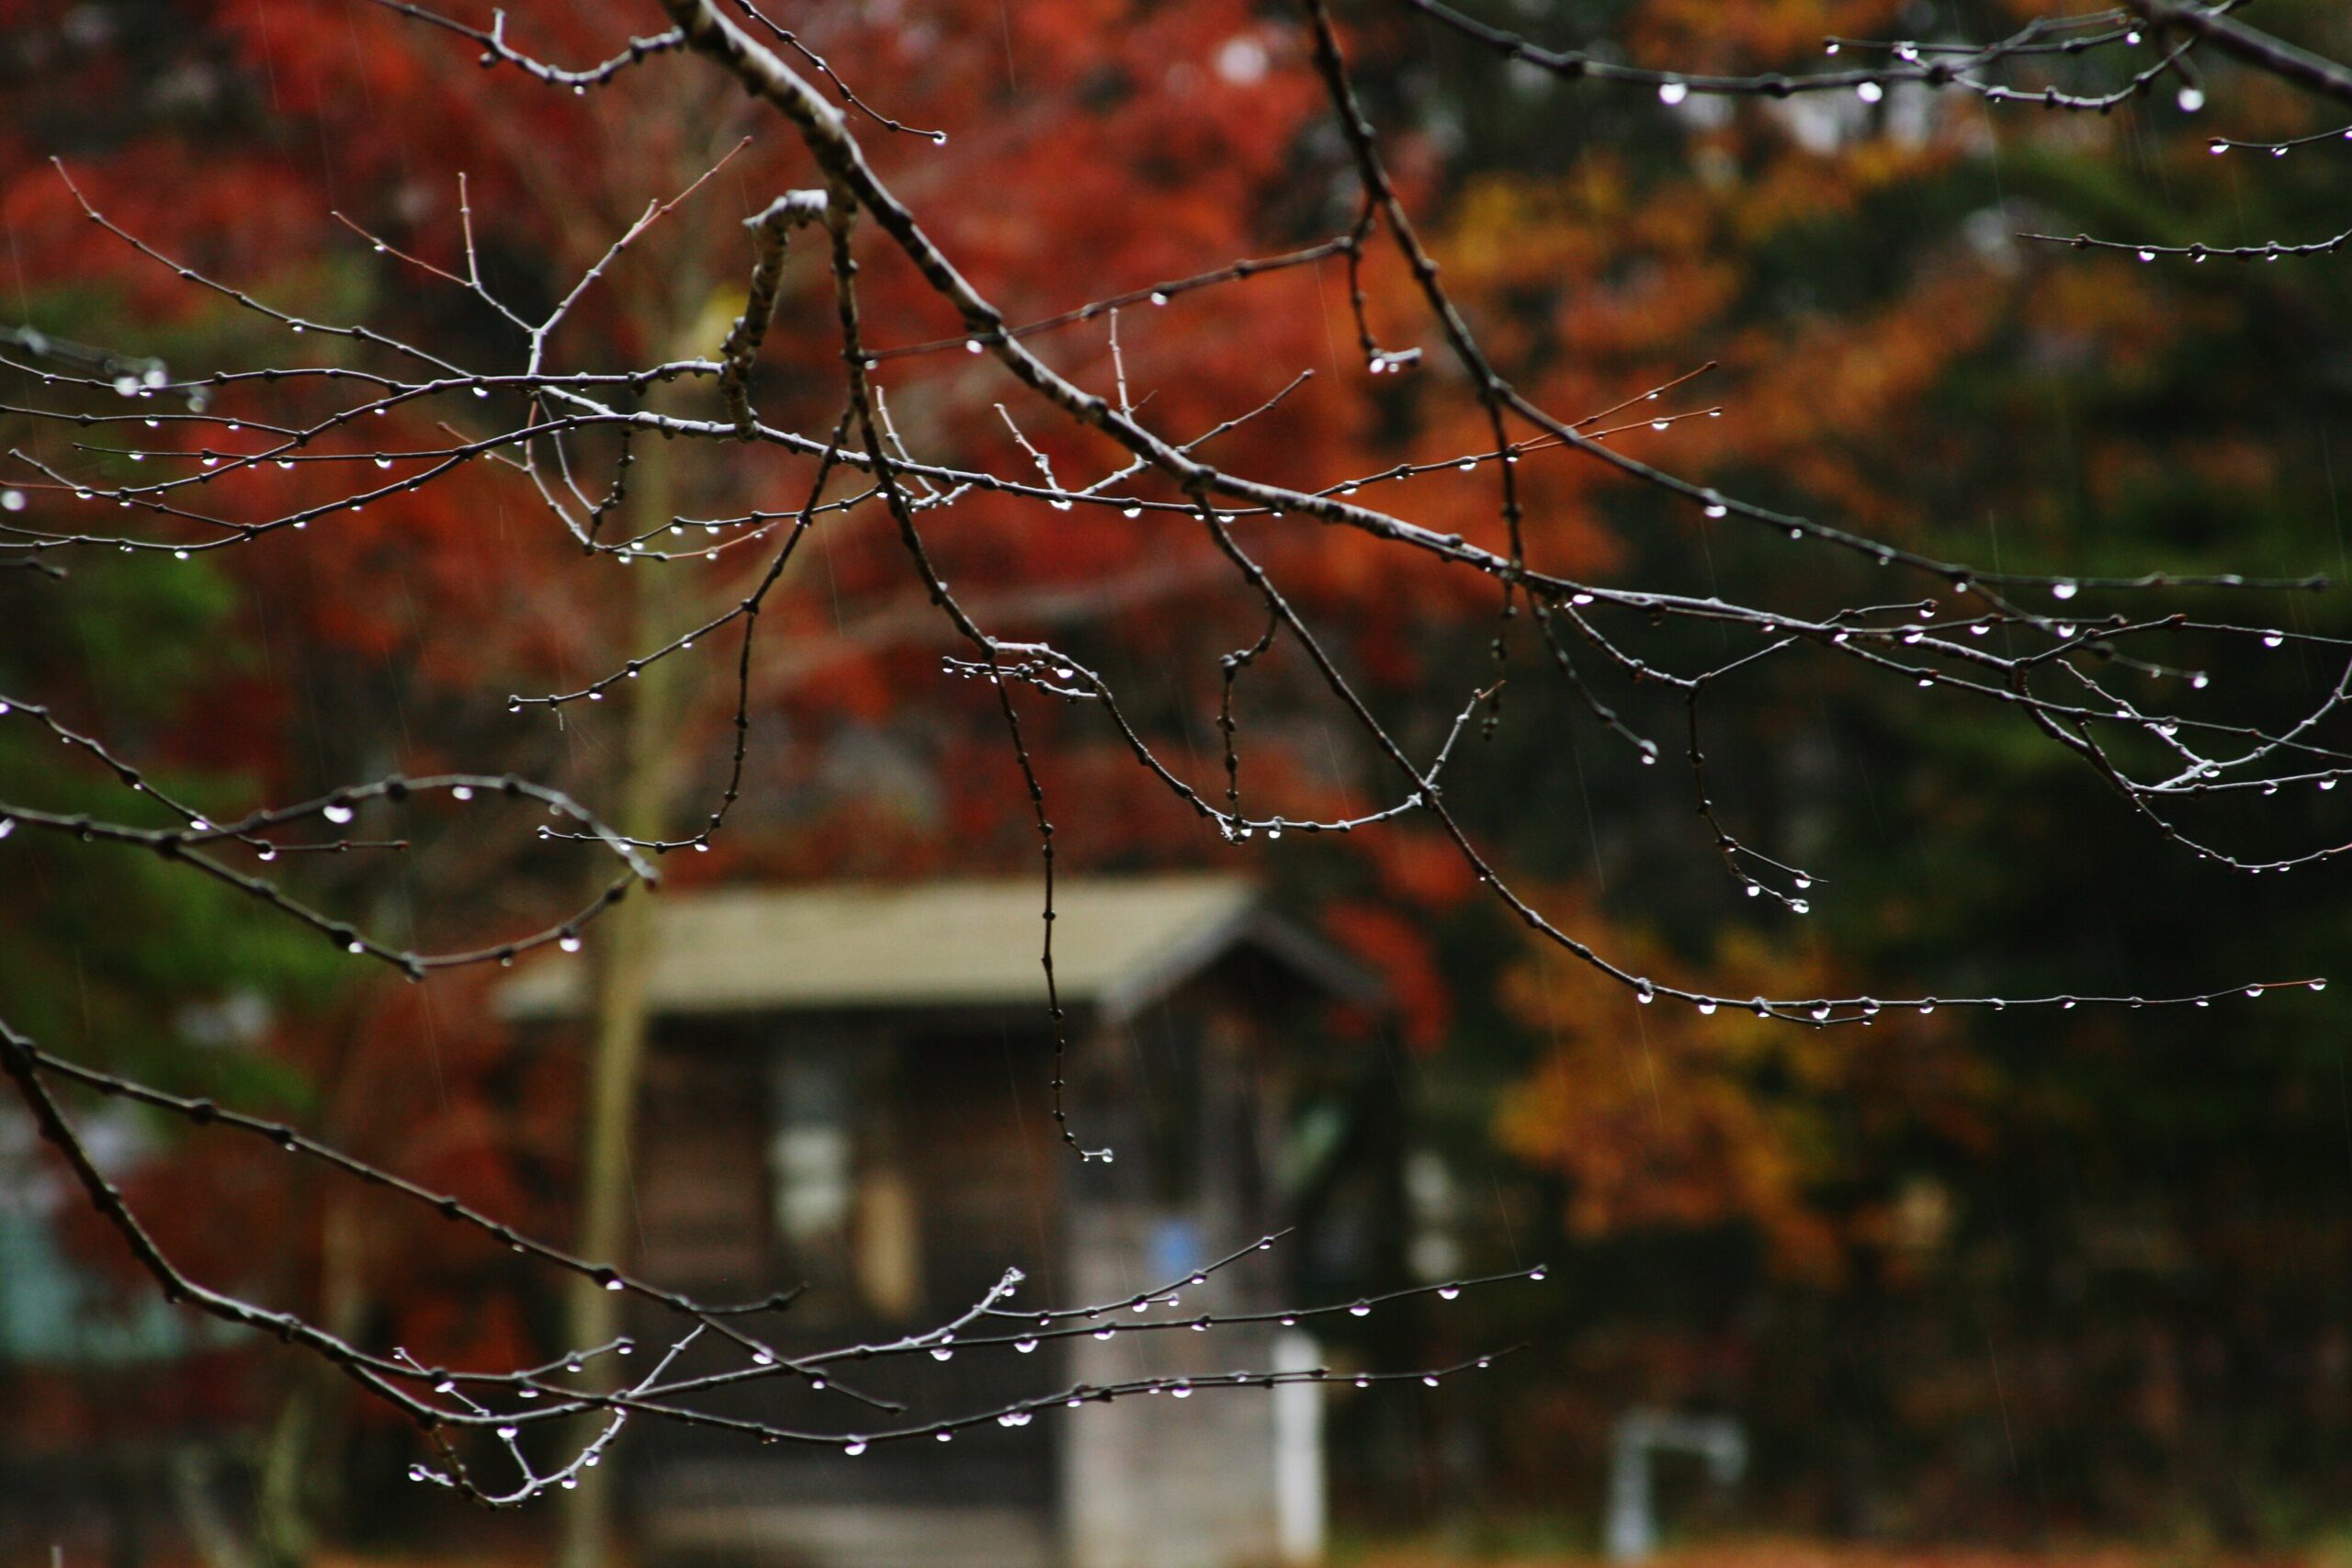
[6,0,2352,1551]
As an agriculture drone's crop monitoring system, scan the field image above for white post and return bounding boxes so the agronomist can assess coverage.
[1272,1330,1326,1565]
[1606,1409,1746,1562]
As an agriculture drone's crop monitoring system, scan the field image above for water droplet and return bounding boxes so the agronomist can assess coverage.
[452,785,475,801]
[1438,1286,1460,1301]
[2137,249,2156,263]
[2264,632,2285,649]
[1170,1383,1192,1399]
[965,339,984,355]
[1122,505,1141,518]
[1857,81,1883,104]
[2051,581,2078,601]
[1016,1338,1039,1353]
[1698,1000,1717,1015]
[844,1438,867,1456]
[1348,1301,1371,1317]
[2177,85,2205,114]
[1148,291,1169,307]
[1703,502,1727,518]
[1658,80,1689,106]
[559,933,582,953]
[322,803,355,825]
[1093,1326,1115,1340]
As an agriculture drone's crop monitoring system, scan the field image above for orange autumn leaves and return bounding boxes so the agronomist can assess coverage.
[1495,888,1992,1287]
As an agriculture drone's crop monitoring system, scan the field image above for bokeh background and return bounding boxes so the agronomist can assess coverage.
[6,0,2352,1563]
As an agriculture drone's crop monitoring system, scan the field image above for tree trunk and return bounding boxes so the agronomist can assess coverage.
[559,423,690,1568]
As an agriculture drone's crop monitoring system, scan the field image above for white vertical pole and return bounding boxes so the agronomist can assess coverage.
[1605,1424,1655,1562]
[1272,1330,1326,1564]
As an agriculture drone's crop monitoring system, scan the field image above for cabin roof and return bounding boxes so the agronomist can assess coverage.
[498,874,1372,1024]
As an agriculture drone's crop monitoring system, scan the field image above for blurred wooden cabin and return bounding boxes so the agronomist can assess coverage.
[502,874,1391,1568]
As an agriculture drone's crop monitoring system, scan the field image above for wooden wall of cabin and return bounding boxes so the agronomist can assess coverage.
[623,1014,1067,1546]
[628,1014,1062,1319]
[616,953,1374,1563]
[893,1020,1064,1317]
[634,1024,772,1292]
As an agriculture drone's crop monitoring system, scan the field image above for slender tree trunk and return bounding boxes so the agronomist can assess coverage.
[247,1198,366,1566]
[249,1378,316,1568]
[559,424,690,1568]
